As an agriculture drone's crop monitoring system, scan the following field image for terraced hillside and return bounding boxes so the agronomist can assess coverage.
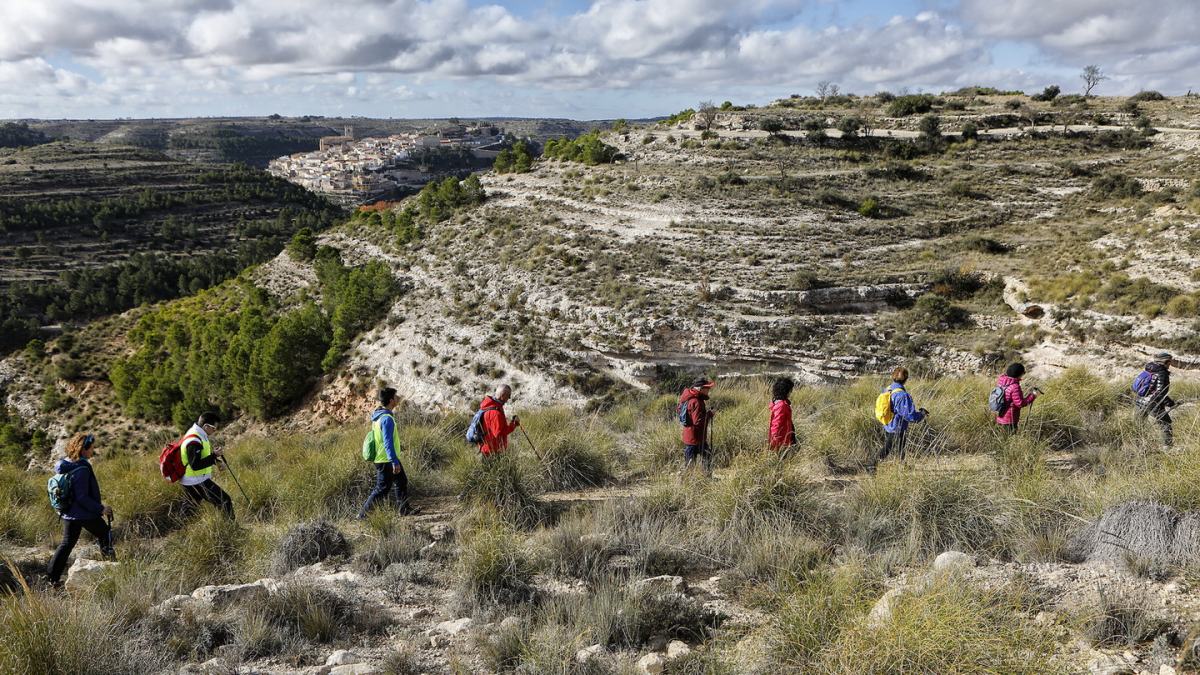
[0,141,342,351]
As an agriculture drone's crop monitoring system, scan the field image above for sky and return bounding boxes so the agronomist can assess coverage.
[2,0,1199,120]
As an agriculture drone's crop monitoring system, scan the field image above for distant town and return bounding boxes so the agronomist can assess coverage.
[267,123,504,204]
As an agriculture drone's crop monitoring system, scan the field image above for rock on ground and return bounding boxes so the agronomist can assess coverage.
[637,652,666,675]
[931,550,974,574]
[634,575,686,594]
[575,644,605,664]
[326,650,361,666]
[65,558,118,590]
[191,582,269,610]
[666,640,691,660]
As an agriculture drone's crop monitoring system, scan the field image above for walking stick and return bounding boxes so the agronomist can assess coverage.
[219,456,251,504]
[519,427,543,461]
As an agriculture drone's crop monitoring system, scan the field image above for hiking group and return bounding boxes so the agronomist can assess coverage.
[44,354,1180,584]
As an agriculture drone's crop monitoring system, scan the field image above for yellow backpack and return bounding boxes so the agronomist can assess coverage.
[874,387,900,425]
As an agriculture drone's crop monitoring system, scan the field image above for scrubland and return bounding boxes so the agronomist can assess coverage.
[4,369,1200,673]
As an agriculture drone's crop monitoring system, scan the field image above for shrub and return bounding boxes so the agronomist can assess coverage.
[520,408,613,491]
[857,197,881,218]
[960,121,978,140]
[1129,90,1165,102]
[258,582,387,644]
[1075,588,1171,647]
[908,293,970,330]
[847,468,1003,563]
[455,509,538,608]
[271,519,350,574]
[886,94,936,117]
[353,524,428,572]
[769,563,878,670]
[1031,85,1060,102]
[161,510,248,591]
[450,450,545,528]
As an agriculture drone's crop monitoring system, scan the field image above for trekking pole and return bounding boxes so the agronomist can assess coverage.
[519,427,544,461]
[218,456,251,504]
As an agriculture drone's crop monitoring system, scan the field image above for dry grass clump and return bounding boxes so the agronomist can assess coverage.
[353,522,429,572]
[519,408,614,490]
[271,519,350,574]
[847,465,1004,564]
[0,569,167,674]
[160,509,249,591]
[1074,588,1172,648]
[820,577,1062,674]
[454,507,539,609]
[450,449,546,528]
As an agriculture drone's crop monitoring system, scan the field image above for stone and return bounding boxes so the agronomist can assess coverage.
[65,558,118,590]
[191,582,269,610]
[637,653,666,675]
[330,665,380,675]
[252,577,282,594]
[179,658,236,675]
[634,575,686,594]
[429,634,451,648]
[326,650,361,666]
[1089,653,1135,675]
[435,617,474,635]
[866,587,907,629]
[575,644,605,664]
[931,551,974,574]
[499,616,522,631]
[320,570,363,584]
[155,593,204,615]
[408,607,432,620]
[666,640,691,660]
[429,524,453,541]
[1159,665,1177,675]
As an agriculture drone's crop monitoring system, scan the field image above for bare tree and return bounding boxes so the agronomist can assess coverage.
[1081,65,1107,97]
[816,81,840,100]
[697,100,718,130]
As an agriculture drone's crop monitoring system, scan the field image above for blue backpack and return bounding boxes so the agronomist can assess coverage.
[47,466,83,514]
[678,402,691,427]
[1132,370,1153,397]
[466,406,498,444]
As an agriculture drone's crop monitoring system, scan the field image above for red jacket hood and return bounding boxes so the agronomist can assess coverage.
[480,395,504,410]
[680,387,709,404]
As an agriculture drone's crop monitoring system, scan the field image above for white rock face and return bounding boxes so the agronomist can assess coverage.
[191,582,269,610]
[320,570,363,584]
[326,650,361,666]
[179,658,236,675]
[931,551,974,574]
[637,653,666,675]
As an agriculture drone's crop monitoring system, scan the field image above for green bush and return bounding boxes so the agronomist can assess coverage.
[455,509,538,608]
[1092,172,1143,199]
[886,94,937,117]
[543,132,618,165]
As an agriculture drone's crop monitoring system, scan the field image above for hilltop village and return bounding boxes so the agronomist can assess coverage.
[267,124,504,203]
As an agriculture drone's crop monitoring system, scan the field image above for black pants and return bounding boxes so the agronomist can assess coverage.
[1138,406,1174,447]
[184,479,234,518]
[879,429,908,462]
[682,444,712,475]
[359,462,410,517]
[47,517,113,583]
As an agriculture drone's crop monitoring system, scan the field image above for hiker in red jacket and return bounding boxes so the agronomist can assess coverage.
[995,363,1041,433]
[768,377,797,453]
[680,378,715,475]
[478,384,520,457]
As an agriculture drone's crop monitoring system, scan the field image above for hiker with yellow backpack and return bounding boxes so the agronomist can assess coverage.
[357,387,420,519]
[871,367,929,472]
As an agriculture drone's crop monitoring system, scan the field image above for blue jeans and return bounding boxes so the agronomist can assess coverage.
[683,444,712,473]
[359,462,410,517]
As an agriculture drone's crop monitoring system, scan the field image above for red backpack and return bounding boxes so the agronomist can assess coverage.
[158,435,192,483]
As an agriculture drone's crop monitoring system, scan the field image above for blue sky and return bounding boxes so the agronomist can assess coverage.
[2,0,1198,120]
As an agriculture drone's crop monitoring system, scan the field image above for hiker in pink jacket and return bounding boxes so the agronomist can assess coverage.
[995,363,1041,432]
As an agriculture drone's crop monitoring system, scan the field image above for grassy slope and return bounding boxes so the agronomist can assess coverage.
[3,369,1200,671]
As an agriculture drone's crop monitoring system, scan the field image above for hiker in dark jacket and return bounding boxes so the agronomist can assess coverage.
[995,363,1040,433]
[680,378,715,475]
[47,433,114,585]
[874,367,929,470]
[768,377,797,453]
[1136,352,1176,448]
[358,387,419,518]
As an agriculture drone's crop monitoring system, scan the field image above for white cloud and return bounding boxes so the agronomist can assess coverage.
[2,0,1200,117]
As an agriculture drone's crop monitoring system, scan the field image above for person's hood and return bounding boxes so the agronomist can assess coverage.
[997,374,1020,388]
[54,457,87,474]
[480,396,504,410]
[888,382,906,392]
[680,387,709,403]
[371,407,392,422]
[1145,362,1168,374]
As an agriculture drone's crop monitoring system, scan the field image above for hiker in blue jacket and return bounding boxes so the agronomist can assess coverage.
[47,433,114,585]
[357,387,419,519]
[872,367,929,471]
